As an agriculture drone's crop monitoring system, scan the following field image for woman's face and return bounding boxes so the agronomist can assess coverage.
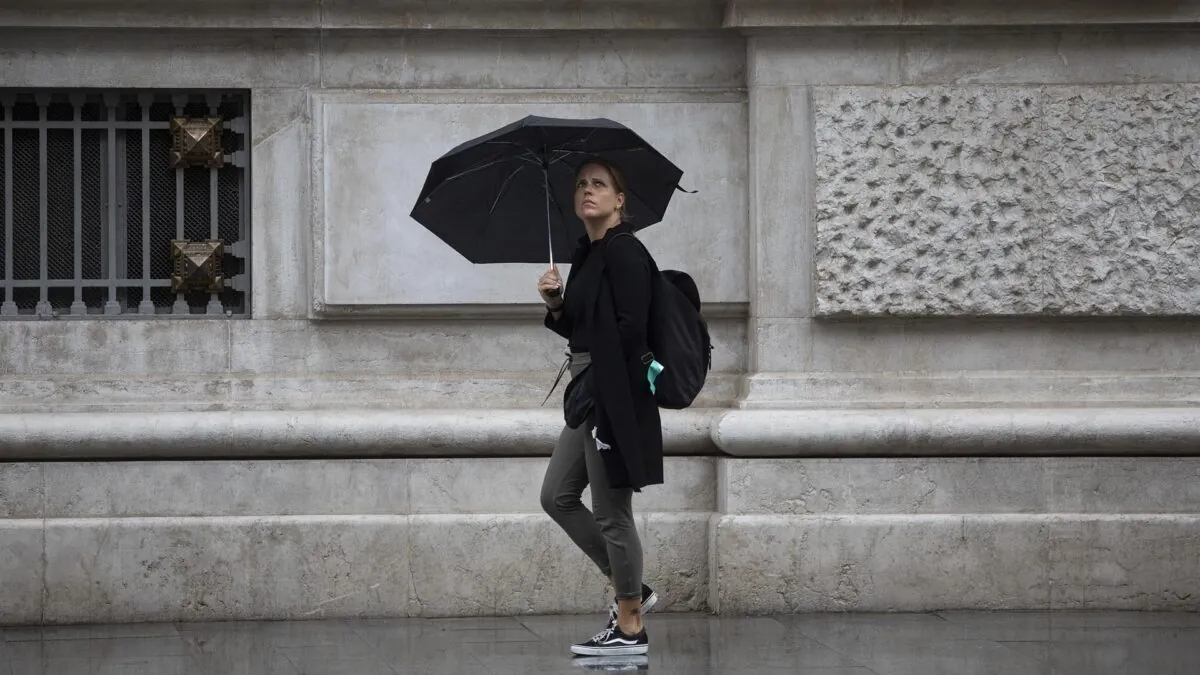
[574,163,625,222]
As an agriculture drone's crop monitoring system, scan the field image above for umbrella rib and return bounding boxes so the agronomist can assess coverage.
[488,163,530,216]
[435,154,519,185]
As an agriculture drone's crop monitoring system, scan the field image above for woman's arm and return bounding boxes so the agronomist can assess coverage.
[544,305,572,338]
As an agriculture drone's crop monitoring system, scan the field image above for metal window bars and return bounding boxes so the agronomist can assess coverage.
[0,90,249,318]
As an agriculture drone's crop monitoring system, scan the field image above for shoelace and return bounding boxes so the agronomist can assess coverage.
[589,626,616,643]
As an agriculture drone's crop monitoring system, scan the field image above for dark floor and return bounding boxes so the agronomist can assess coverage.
[3,611,1200,675]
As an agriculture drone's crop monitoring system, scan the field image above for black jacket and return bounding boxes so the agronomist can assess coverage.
[544,223,664,490]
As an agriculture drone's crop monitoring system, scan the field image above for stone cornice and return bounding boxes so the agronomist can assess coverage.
[0,0,727,30]
[3,0,1197,31]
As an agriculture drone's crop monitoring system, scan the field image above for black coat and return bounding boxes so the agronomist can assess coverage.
[544,223,664,490]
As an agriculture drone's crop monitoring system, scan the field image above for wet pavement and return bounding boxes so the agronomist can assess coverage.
[3,611,1199,674]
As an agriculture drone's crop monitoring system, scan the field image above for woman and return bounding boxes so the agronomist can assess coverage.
[537,158,664,657]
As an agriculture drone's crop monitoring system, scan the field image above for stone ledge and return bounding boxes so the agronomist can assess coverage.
[714,513,1200,612]
[0,409,719,460]
[7,406,1200,460]
[0,513,711,624]
[714,407,1200,456]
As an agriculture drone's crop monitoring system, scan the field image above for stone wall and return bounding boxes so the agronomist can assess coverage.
[3,1,1200,622]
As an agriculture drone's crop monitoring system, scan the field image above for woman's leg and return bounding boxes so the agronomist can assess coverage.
[540,423,612,577]
[582,432,644,635]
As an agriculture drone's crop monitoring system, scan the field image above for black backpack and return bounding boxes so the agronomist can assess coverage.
[615,234,713,409]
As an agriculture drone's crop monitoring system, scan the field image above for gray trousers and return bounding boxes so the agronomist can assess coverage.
[539,353,644,601]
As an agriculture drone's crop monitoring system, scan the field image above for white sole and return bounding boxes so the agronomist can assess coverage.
[570,644,649,657]
[572,655,649,670]
[641,592,658,614]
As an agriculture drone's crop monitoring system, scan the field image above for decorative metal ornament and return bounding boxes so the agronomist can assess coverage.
[169,116,224,169]
[171,240,225,293]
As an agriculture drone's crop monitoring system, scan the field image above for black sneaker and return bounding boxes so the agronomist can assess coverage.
[570,625,649,656]
[606,584,658,626]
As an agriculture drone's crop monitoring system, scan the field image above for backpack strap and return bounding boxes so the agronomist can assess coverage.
[609,232,661,276]
[608,232,660,366]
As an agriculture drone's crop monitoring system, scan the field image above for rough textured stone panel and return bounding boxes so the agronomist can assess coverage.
[814,85,1200,316]
[814,86,1045,316]
[1040,87,1200,314]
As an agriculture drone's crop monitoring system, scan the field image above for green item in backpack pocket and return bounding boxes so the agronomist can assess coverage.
[647,359,664,394]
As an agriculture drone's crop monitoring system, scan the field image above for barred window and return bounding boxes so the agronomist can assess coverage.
[0,90,249,318]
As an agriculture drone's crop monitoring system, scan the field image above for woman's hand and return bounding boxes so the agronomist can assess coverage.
[538,266,564,308]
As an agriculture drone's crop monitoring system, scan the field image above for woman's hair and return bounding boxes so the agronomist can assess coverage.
[575,157,629,220]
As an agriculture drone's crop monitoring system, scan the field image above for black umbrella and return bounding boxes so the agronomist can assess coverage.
[409,115,689,265]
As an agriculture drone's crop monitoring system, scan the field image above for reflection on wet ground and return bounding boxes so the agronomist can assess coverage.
[3,611,1200,674]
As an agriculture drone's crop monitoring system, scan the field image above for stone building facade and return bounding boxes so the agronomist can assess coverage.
[1,1,1199,623]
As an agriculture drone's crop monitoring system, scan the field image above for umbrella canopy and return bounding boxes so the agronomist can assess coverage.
[410,115,688,264]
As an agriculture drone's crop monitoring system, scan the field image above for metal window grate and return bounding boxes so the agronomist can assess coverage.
[0,89,249,318]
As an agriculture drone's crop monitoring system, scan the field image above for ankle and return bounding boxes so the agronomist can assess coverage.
[617,619,644,635]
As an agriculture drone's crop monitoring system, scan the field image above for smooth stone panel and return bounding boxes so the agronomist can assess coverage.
[721,458,1200,515]
[250,89,310,319]
[899,0,1200,26]
[38,457,712,517]
[721,458,1051,516]
[313,92,748,308]
[717,514,1200,613]
[749,33,901,87]
[738,372,1200,409]
[0,464,42,518]
[406,513,709,616]
[0,322,230,376]
[728,0,1200,27]
[42,461,409,518]
[0,28,319,88]
[0,371,743,413]
[31,512,708,621]
[0,522,44,625]
[714,514,1053,613]
[747,85,814,322]
[321,0,726,30]
[321,32,744,89]
[1046,459,1200,514]
[0,0,322,28]
[228,316,746,377]
[408,457,715,514]
[42,516,414,623]
[0,0,728,30]
[902,28,1200,85]
[746,316,1200,375]
[1048,516,1200,610]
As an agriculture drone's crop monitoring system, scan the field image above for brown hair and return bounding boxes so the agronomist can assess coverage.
[575,157,629,221]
